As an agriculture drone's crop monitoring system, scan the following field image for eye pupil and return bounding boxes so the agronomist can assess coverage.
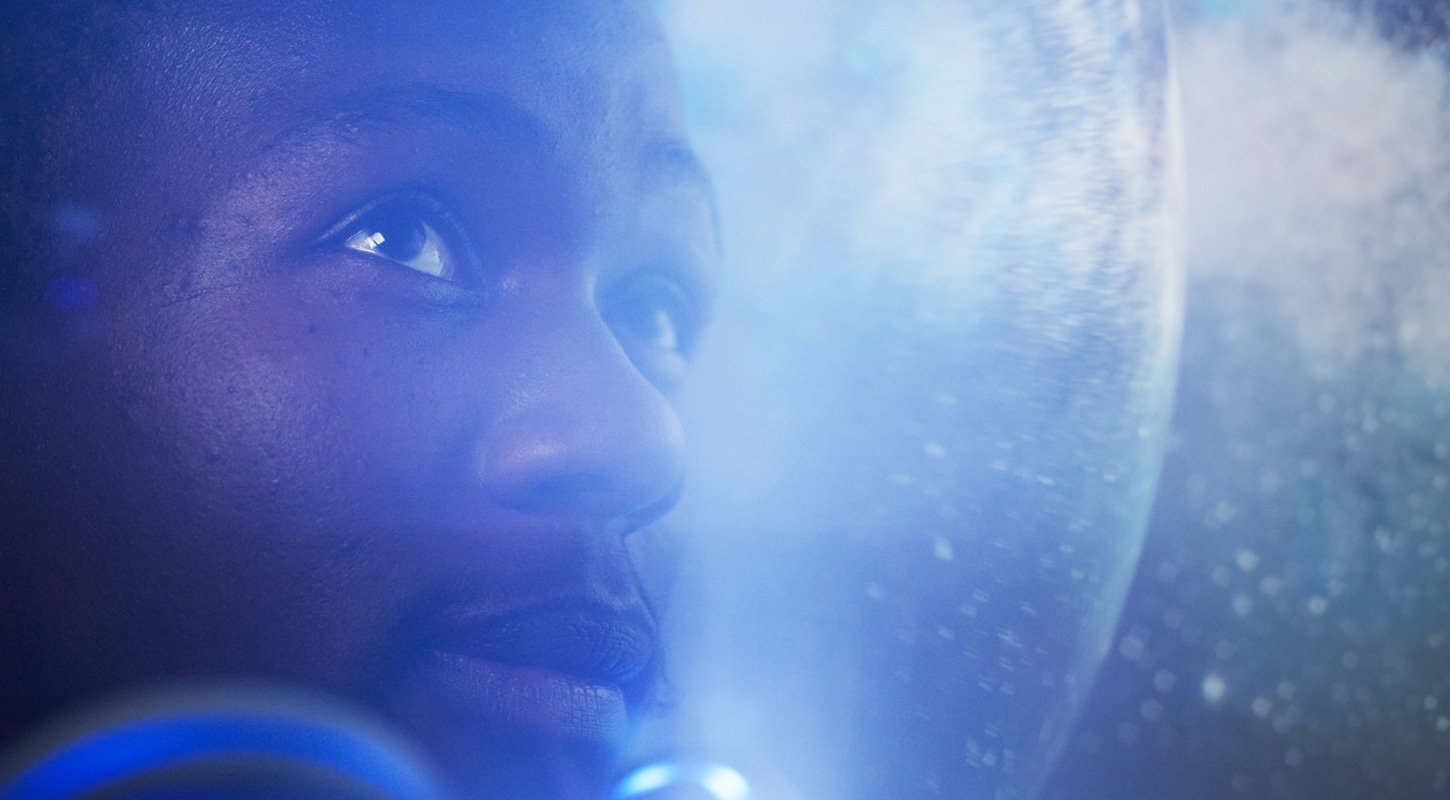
[339,201,456,280]
[368,215,427,262]
[606,282,695,364]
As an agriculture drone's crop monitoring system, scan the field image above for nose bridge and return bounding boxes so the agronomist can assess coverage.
[474,292,685,526]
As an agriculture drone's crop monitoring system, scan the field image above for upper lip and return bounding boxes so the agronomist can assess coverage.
[424,601,657,685]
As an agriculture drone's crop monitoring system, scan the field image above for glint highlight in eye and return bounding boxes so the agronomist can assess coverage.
[604,277,699,360]
[341,204,458,280]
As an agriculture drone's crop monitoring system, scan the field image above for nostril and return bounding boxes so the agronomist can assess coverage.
[530,473,613,507]
[480,441,684,527]
[503,472,681,531]
[615,480,684,537]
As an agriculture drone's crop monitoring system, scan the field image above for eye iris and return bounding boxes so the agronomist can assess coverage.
[340,204,457,281]
[367,215,426,263]
[609,284,690,360]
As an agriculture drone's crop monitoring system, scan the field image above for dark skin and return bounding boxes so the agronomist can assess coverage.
[0,1,717,798]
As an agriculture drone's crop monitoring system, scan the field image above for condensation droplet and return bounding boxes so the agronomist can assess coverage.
[1202,674,1227,703]
[933,536,954,561]
[1251,697,1273,718]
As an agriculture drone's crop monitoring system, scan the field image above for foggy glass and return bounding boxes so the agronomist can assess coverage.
[630,1,1448,799]
[632,1,1182,798]
[1045,3,1450,799]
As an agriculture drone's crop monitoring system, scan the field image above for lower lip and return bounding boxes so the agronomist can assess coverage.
[410,651,631,743]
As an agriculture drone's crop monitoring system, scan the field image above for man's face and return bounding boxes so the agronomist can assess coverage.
[0,1,715,797]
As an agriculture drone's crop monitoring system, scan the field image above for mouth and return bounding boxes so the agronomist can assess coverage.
[394,602,657,744]
[433,605,655,685]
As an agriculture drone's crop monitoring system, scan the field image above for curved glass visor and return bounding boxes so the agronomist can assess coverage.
[631,1,1184,798]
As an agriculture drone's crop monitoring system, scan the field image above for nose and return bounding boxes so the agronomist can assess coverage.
[471,298,687,532]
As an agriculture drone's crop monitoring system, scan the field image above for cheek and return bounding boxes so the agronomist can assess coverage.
[69,288,479,681]
[129,283,520,584]
[141,287,470,522]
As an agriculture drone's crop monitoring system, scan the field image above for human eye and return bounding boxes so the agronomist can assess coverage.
[332,196,463,281]
[602,274,703,370]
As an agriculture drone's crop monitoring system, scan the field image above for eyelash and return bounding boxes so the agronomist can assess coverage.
[322,193,474,285]
[601,273,703,361]
[320,195,706,365]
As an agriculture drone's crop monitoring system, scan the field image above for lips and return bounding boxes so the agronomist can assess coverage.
[430,605,656,686]
[391,600,657,745]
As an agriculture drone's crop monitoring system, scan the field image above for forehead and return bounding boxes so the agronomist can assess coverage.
[75,0,685,192]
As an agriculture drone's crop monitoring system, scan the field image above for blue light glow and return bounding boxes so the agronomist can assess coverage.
[0,712,443,800]
[611,762,752,800]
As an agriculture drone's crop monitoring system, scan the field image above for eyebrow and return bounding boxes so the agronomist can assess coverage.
[264,84,715,198]
[250,83,720,251]
[642,139,715,197]
[641,139,721,255]
[266,84,555,156]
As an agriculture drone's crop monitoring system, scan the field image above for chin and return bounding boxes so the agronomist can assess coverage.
[372,603,661,800]
[394,709,625,800]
